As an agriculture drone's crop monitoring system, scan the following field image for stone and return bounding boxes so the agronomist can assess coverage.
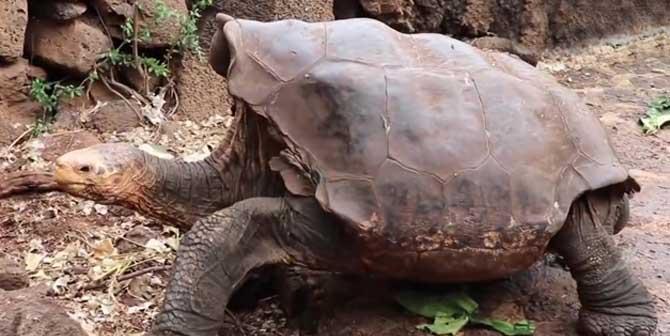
[26,16,112,76]
[117,225,161,253]
[174,53,231,121]
[53,95,89,130]
[470,36,539,66]
[39,130,101,161]
[351,0,447,33]
[92,0,188,48]
[175,0,333,122]
[198,0,334,53]
[0,60,47,145]
[0,0,28,62]
[54,81,120,130]
[30,0,88,21]
[83,99,142,133]
[0,254,29,290]
[0,286,88,336]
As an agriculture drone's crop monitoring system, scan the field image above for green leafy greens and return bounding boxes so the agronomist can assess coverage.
[395,290,535,336]
[640,96,670,134]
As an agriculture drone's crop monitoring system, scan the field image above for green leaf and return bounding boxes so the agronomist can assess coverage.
[640,96,670,134]
[395,291,478,319]
[418,313,469,335]
[471,317,536,336]
[396,290,535,336]
[121,17,134,42]
[141,56,170,77]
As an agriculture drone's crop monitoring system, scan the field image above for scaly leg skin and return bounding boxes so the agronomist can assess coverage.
[150,197,356,336]
[550,190,657,336]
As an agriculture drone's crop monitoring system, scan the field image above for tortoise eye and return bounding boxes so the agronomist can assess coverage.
[79,165,91,173]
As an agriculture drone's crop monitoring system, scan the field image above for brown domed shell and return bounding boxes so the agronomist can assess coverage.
[216,17,637,253]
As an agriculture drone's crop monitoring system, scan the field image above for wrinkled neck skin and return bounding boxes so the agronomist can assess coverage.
[131,106,284,229]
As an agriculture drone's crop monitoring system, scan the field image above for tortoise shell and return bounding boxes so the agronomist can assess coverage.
[213,17,637,279]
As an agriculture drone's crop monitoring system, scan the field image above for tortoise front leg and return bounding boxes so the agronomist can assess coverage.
[550,190,656,336]
[150,197,357,336]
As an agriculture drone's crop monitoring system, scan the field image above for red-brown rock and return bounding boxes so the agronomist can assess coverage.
[0,254,29,291]
[0,0,28,62]
[30,0,88,21]
[0,59,47,145]
[39,130,101,161]
[26,16,112,76]
[84,99,142,133]
[0,286,88,336]
[175,0,333,122]
[92,0,188,48]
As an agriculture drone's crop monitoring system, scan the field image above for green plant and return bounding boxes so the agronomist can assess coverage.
[141,57,171,77]
[31,118,51,137]
[104,48,133,66]
[121,17,136,42]
[154,0,177,23]
[29,78,84,136]
[30,79,83,114]
[175,0,214,57]
[396,290,535,336]
[640,96,670,134]
[177,10,202,56]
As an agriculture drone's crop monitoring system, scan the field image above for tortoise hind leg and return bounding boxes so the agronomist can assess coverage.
[150,197,357,336]
[550,190,656,336]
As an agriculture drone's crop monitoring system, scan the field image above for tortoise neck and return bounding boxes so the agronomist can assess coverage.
[137,107,284,229]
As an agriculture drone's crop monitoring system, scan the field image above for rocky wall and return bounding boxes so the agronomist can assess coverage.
[0,0,333,146]
[2,0,668,146]
[341,0,670,53]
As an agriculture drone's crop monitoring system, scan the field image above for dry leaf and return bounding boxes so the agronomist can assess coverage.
[25,252,45,272]
[92,238,117,259]
[144,239,170,253]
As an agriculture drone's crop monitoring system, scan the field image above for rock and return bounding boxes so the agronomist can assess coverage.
[355,0,446,33]
[198,0,334,53]
[176,0,333,121]
[92,0,188,48]
[53,95,89,130]
[117,225,161,253]
[26,15,112,76]
[0,285,88,336]
[0,60,47,145]
[174,53,231,121]
[54,81,120,130]
[38,130,101,161]
[470,36,539,66]
[83,99,142,133]
[0,254,29,290]
[30,0,88,21]
[350,0,670,51]
[0,0,28,62]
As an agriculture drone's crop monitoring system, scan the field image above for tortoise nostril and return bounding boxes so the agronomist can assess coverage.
[79,165,91,173]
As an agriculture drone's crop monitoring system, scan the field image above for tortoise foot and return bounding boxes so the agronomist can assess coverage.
[578,308,657,336]
[277,268,327,334]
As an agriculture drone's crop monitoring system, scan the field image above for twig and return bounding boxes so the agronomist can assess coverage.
[5,127,34,153]
[107,71,150,106]
[84,265,171,291]
[131,4,150,97]
[99,74,143,120]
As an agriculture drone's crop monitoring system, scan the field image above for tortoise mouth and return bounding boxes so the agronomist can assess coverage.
[54,166,92,191]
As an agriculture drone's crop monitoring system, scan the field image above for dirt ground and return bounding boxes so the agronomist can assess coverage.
[1,28,669,336]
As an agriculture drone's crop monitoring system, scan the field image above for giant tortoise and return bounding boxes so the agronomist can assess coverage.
[53,14,656,336]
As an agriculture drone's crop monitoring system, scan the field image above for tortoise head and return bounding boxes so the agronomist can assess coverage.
[54,143,150,203]
[209,13,235,77]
